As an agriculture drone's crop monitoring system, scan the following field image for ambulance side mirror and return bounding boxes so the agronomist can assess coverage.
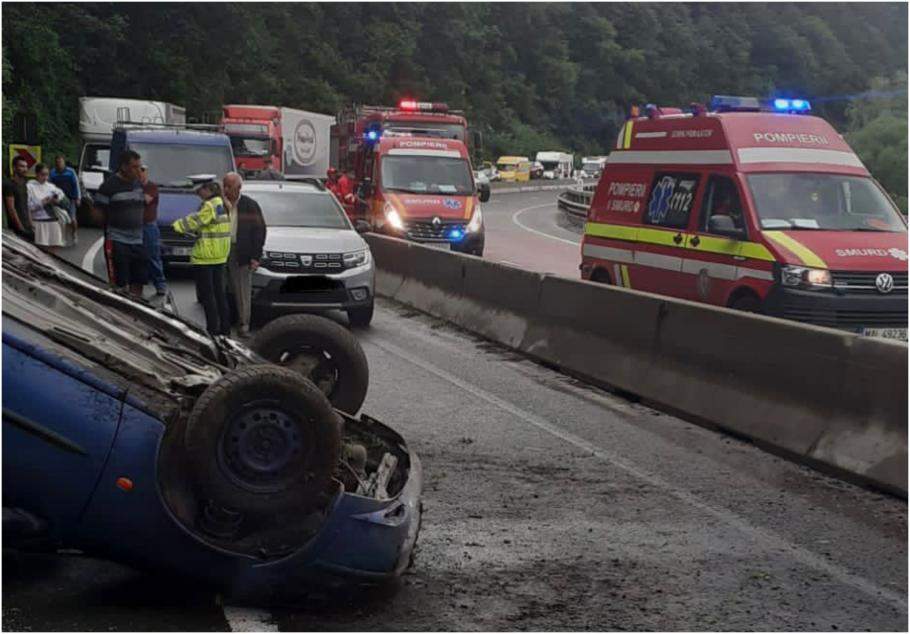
[708,215,745,239]
[478,183,491,203]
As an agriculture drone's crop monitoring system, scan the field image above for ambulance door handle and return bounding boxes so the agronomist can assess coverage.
[690,236,701,247]
[672,233,683,245]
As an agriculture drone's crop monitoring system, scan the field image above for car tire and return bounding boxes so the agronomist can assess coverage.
[249,314,369,414]
[731,294,761,313]
[347,303,374,328]
[184,365,341,515]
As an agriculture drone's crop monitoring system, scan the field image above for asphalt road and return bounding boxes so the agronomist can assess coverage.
[3,194,907,631]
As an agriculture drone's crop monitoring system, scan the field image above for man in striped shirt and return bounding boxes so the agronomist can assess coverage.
[94,150,148,297]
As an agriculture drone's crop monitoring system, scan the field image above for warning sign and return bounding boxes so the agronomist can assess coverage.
[8,144,41,177]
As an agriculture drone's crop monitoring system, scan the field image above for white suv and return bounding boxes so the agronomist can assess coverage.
[244,181,375,327]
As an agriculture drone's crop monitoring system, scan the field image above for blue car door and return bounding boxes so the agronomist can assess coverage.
[3,334,123,534]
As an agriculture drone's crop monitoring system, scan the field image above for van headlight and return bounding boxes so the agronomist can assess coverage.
[343,249,371,269]
[780,265,832,290]
[383,203,405,231]
[467,205,483,233]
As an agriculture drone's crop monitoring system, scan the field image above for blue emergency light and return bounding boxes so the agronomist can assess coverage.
[364,123,383,144]
[772,98,811,113]
[448,228,464,241]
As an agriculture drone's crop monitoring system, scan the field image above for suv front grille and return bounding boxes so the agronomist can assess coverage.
[263,251,345,273]
[831,271,908,294]
[404,220,466,242]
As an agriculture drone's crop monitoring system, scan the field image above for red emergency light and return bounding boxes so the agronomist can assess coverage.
[398,100,449,113]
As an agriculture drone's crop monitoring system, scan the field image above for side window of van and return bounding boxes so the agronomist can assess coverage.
[644,173,699,229]
[699,176,745,234]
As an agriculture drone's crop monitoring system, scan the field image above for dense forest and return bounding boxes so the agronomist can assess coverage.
[2,2,907,208]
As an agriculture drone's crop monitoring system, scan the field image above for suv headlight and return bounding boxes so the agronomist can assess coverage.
[467,205,483,233]
[383,203,404,230]
[780,265,832,290]
[343,249,371,269]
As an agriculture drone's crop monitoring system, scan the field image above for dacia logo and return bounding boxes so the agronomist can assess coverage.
[876,273,894,294]
[300,255,313,266]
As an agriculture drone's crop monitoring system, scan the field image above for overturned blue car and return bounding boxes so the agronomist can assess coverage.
[2,232,421,602]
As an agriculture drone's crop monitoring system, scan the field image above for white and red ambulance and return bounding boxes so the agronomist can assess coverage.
[580,96,908,340]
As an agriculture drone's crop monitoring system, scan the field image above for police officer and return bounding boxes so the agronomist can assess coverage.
[173,177,232,336]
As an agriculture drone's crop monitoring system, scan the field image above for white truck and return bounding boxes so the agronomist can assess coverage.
[579,156,608,179]
[78,97,186,193]
[535,151,574,180]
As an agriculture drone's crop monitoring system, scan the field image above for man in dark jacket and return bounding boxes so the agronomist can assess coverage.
[223,172,266,336]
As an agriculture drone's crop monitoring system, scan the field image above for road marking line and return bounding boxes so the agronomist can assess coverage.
[82,235,104,274]
[511,203,581,246]
[223,606,278,632]
[372,337,908,614]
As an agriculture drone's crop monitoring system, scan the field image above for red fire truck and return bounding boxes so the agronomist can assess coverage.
[332,101,488,255]
[580,95,908,339]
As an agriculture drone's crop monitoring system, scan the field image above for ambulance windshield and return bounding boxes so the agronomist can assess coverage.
[748,173,906,233]
[381,155,474,195]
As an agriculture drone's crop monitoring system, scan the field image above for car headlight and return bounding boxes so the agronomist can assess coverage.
[780,265,832,290]
[383,203,404,231]
[467,205,483,233]
[343,249,371,269]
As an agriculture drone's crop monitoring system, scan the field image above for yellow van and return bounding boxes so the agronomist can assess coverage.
[496,156,531,182]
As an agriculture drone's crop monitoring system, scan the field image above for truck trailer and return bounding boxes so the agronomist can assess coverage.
[221,105,334,178]
[78,97,186,193]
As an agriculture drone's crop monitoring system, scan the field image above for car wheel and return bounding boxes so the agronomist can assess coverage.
[184,365,341,515]
[249,314,369,414]
[731,294,761,313]
[347,303,374,328]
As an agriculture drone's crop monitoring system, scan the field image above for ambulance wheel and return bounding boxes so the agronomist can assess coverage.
[731,294,761,313]
[590,269,612,285]
[249,314,369,414]
[184,365,340,515]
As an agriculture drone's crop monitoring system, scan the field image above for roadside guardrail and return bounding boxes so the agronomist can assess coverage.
[365,233,908,496]
[557,183,595,219]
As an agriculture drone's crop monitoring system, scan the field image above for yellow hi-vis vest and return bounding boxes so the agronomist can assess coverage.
[172,196,231,265]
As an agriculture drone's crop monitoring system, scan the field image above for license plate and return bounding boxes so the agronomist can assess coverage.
[167,247,193,256]
[862,328,907,341]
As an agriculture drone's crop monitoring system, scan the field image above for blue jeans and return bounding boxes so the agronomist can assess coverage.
[143,222,167,291]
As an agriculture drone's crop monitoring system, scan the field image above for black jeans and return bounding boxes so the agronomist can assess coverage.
[194,264,230,336]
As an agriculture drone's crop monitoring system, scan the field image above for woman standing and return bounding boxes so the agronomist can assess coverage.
[26,163,69,251]
[172,179,232,336]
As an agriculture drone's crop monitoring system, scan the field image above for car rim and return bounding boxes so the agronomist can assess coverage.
[218,403,307,493]
[278,348,339,398]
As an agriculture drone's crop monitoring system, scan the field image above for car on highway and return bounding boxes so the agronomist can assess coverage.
[581,95,909,340]
[2,232,421,601]
[243,180,376,327]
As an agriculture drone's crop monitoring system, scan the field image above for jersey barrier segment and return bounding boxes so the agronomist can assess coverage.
[365,233,908,496]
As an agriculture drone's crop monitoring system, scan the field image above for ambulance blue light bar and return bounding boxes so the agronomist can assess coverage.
[773,98,811,113]
[709,95,762,112]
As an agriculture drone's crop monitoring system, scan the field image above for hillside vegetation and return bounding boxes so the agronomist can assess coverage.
[2,3,907,207]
